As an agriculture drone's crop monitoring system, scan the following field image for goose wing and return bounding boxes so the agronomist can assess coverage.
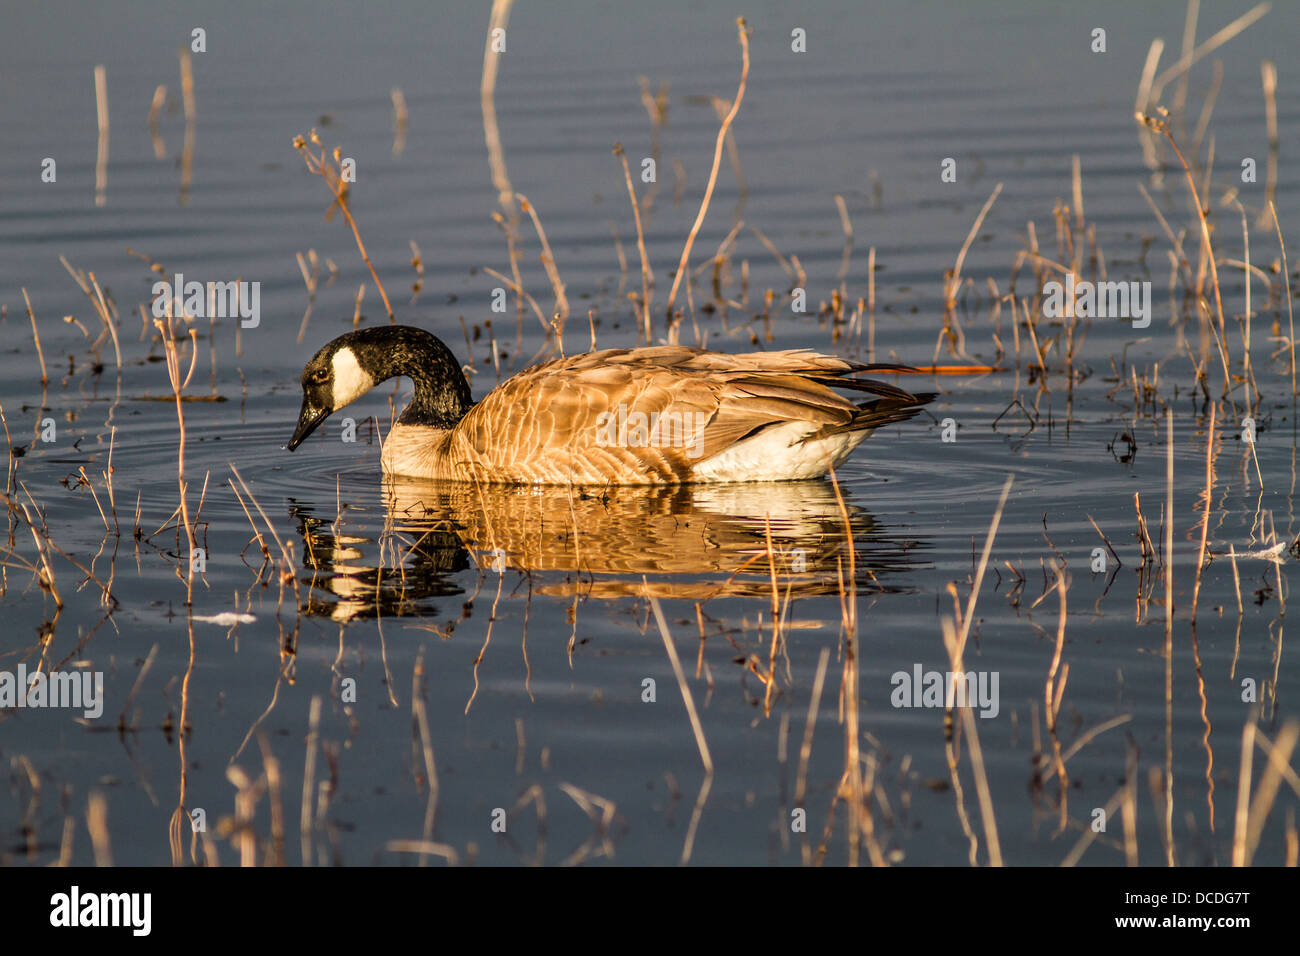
[446,347,923,484]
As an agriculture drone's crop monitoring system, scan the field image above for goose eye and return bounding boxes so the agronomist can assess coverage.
[312,369,329,384]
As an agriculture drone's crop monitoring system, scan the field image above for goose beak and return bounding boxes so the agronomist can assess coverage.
[287,396,330,451]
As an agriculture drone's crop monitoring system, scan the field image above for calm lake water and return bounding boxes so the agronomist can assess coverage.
[2,0,1298,866]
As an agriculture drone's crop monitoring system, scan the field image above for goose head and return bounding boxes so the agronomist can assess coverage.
[287,326,472,451]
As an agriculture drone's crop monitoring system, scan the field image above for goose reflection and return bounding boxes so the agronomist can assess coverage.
[290,478,929,621]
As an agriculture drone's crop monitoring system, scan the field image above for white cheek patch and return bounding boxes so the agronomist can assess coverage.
[330,347,375,409]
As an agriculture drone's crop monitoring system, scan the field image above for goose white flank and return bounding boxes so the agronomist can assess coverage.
[287,326,932,484]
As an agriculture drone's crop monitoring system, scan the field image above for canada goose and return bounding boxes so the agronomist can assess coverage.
[288,325,932,484]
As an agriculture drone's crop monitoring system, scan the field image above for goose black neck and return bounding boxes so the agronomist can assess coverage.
[348,326,472,429]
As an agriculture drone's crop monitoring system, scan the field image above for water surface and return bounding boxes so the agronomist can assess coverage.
[1,0,1298,866]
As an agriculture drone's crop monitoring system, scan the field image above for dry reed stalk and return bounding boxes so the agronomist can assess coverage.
[94,65,108,206]
[227,479,270,565]
[761,513,784,714]
[1233,201,1257,398]
[228,464,297,601]
[116,644,157,733]
[1136,112,1229,392]
[1268,511,1286,616]
[1191,58,1223,157]
[171,615,198,867]
[1137,183,1190,284]
[706,94,747,216]
[1134,39,1165,171]
[940,475,1012,866]
[793,646,831,860]
[301,694,322,866]
[87,790,111,866]
[1259,61,1278,228]
[834,193,853,286]
[1162,410,1175,867]
[256,733,286,866]
[1191,403,1216,622]
[103,425,118,536]
[609,222,629,298]
[87,272,123,371]
[178,47,196,197]
[225,765,259,866]
[482,266,547,330]
[750,226,795,284]
[17,499,62,608]
[155,312,199,594]
[1172,0,1200,117]
[664,19,749,318]
[480,0,515,210]
[1243,720,1300,864]
[1227,544,1243,615]
[1020,295,1047,370]
[647,589,712,865]
[945,183,1003,310]
[1060,785,1129,866]
[557,783,618,865]
[613,145,654,339]
[830,557,862,867]
[464,567,505,714]
[516,194,569,322]
[824,470,866,865]
[1134,35,1163,115]
[0,403,14,505]
[1086,514,1122,568]
[866,247,878,356]
[1,488,116,608]
[957,475,1014,650]
[480,0,528,343]
[295,249,319,342]
[1122,742,1140,866]
[1146,3,1270,106]
[1231,718,1257,866]
[648,591,712,775]
[60,258,122,372]
[391,87,408,157]
[57,815,74,867]
[636,76,669,212]
[1044,567,1069,824]
[78,467,110,534]
[1071,154,1084,233]
[386,840,460,865]
[356,280,368,330]
[179,47,196,123]
[831,482,866,864]
[1134,492,1156,563]
[941,617,1002,866]
[293,130,394,321]
[148,84,167,158]
[1269,202,1295,396]
[20,289,48,386]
